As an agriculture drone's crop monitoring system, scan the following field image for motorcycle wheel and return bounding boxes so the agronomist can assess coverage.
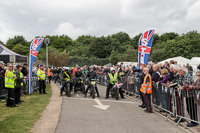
[67,84,70,97]
[92,87,95,99]
[116,87,119,100]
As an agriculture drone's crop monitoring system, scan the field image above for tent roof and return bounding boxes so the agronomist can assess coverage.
[0,43,26,57]
[159,56,198,65]
[191,57,200,64]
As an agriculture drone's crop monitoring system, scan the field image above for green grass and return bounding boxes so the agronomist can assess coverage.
[0,84,52,133]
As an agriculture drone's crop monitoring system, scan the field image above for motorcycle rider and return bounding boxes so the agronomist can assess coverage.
[85,66,100,97]
[60,67,73,96]
[105,68,124,99]
[74,67,84,93]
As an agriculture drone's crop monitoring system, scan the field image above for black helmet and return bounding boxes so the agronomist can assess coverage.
[77,67,80,69]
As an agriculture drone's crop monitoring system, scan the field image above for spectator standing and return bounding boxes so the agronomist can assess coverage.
[21,63,28,77]
[0,61,6,91]
[37,65,47,94]
[14,65,24,104]
[5,64,16,107]
[189,71,200,123]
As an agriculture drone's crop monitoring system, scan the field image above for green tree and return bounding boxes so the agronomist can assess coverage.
[6,36,27,49]
[12,43,29,56]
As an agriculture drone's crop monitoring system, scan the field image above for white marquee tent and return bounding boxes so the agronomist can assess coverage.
[191,57,200,65]
[159,56,198,66]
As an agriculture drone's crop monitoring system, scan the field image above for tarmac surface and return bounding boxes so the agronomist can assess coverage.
[55,84,189,133]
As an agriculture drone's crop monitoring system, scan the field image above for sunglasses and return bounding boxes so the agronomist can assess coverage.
[8,66,12,67]
[197,75,200,76]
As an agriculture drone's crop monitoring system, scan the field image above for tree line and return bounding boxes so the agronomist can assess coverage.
[1,31,200,66]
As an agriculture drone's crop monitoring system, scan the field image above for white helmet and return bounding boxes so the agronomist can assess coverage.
[111,67,115,72]
[65,67,69,70]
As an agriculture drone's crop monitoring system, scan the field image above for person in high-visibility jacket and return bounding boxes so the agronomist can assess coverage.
[105,68,124,99]
[37,65,47,94]
[5,64,16,107]
[60,67,72,96]
[48,68,52,84]
[140,67,152,113]
[14,65,24,104]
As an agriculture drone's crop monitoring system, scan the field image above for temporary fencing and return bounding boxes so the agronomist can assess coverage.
[0,75,39,97]
[97,73,109,86]
[121,76,200,125]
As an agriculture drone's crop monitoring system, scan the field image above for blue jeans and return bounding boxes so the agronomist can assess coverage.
[129,84,135,93]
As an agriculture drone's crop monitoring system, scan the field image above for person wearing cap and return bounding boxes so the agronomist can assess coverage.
[105,67,124,99]
[85,66,100,97]
[14,65,24,104]
[60,67,72,96]
[74,67,84,93]
[5,64,17,107]
[37,65,47,94]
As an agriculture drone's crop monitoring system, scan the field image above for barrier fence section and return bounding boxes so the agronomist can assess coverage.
[121,76,200,125]
[97,73,108,86]
[0,75,39,97]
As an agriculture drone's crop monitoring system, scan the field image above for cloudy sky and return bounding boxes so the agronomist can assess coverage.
[0,0,199,43]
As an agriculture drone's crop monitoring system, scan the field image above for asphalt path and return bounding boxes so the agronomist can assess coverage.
[55,84,189,133]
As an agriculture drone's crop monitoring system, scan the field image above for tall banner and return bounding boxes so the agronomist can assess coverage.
[29,38,44,94]
[138,30,155,69]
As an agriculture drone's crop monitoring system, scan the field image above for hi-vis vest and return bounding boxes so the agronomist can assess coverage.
[5,69,15,88]
[37,69,46,80]
[14,70,24,87]
[140,74,152,94]
[20,72,23,86]
[64,72,70,80]
[109,73,118,84]
[48,69,52,76]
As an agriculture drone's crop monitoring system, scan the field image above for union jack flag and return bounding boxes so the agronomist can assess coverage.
[138,30,155,68]
[29,38,44,94]
[30,38,44,57]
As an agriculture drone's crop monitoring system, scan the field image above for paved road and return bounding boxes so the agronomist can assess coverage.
[55,84,188,133]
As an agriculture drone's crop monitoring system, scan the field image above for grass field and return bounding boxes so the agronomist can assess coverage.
[0,84,52,133]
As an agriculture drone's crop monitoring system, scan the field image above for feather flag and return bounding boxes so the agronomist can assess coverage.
[29,38,44,94]
[138,30,155,68]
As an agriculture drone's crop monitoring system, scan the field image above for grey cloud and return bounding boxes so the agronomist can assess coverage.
[0,0,199,43]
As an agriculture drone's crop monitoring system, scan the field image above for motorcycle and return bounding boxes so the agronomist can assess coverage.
[64,78,71,97]
[75,77,85,94]
[111,81,123,100]
[90,79,97,99]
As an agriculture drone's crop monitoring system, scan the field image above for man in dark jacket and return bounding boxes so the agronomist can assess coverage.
[152,64,160,106]
[85,67,100,97]
[0,61,6,91]
[74,67,84,93]
[14,65,24,104]
[21,64,28,77]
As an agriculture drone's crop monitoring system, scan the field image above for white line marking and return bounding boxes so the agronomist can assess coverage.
[63,97,136,104]
[93,98,110,110]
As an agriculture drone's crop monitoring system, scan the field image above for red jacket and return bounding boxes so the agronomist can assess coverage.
[73,67,77,76]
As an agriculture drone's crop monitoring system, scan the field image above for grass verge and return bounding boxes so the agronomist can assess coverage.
[0,84,52,133]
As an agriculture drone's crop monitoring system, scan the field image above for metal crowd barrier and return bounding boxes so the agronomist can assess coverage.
[31,75,39,92]
[121,76,200,125]
[0,75,39,97]
[121,77,140,97]
[97,73,108,86]
[0,77,7,97]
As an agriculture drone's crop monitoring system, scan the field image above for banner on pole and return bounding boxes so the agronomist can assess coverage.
[29,38,44,94]
[138,30,155,68]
